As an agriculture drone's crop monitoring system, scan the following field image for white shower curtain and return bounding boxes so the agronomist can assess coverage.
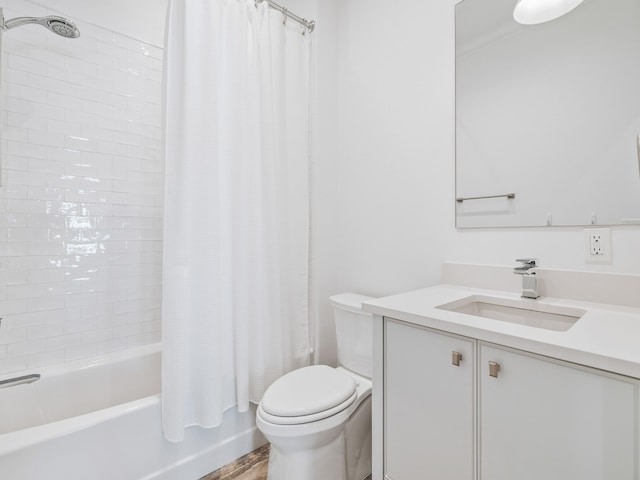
[162,0,311,442]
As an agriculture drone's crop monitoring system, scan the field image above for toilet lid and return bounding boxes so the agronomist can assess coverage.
[260,365,356,418]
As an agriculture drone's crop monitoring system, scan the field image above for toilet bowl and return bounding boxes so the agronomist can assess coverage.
[256,293,374,480]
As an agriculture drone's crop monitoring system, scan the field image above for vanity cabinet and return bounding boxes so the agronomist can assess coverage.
[479,343,637,480]
[383,319,639,480]
[384,320,475,480]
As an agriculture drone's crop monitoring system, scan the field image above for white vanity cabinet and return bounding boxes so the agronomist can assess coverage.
[479,343,637,480]
[383,319,639,480]
[384,319,475,480]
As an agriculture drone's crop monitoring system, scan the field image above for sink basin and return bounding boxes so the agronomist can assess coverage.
[436,295,585,332]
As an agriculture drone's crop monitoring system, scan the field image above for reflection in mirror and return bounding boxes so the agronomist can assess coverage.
[455,0,640,228]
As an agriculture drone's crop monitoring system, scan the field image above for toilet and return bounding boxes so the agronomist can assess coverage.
[256,293,374,480]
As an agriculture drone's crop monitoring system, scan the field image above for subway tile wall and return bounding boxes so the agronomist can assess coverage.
[0,2,164,375]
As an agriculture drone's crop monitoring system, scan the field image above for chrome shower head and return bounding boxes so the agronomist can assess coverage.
[3,15,80,38]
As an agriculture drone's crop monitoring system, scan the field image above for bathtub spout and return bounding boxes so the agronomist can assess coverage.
[0,373,40,389]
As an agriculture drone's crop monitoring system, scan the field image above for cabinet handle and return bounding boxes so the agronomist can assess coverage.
[489,361,501,378]
[452,351,463,366]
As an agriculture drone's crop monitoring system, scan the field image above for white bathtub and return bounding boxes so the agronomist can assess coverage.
[0,344,265,480]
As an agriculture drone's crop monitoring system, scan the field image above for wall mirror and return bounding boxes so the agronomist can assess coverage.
[455,0,640,228]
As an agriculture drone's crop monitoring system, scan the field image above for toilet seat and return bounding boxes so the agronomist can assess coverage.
[259,365,357,426]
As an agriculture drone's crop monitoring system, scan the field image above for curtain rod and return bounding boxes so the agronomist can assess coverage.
[256,0,315,33]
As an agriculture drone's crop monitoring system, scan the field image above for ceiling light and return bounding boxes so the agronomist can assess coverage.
[513,0,584,25]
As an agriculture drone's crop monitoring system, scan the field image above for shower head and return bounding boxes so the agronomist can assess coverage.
[3,15,80,38]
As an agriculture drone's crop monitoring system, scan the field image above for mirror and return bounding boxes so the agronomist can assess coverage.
[455,0,640,228]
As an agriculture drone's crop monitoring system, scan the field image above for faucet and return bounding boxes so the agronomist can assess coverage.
[514,258,539,299]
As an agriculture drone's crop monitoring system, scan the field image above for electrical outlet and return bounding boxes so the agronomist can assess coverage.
[584,228,612,263]
[590,232,603,255]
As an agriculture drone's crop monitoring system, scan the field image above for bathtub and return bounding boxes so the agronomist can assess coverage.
[0,344,265,480]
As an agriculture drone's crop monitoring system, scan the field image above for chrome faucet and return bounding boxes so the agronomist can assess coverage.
[514,258,539,299]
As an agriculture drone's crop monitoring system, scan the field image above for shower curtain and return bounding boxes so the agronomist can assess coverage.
[161,0,311,442]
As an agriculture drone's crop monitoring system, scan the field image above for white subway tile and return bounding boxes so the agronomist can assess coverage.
[65,57,99,78]
[127,331,160,348]
[114,322,141,338]
[81,49,113,68]
[98,41,129,60]
[8,53,47,75]
[28,130,65,148]
[7,338,46,357]
[4,311,47,328]
[4,37,30,57]
[27,269,65,284]
[6,83,48,104]
[0,242,29,257]
[82,327,113,344]
[82,99,114,119]
[47,146,82,162]
[0,213,28,228]
[7,199,46,214]
[27,350,65,369]
[27,295,65,312]
[64,135,100,153]
[6,170,47,187]
[46,92,83,113]
[46,282,83,296]
[65,162,99,178]
[97,338,127,354]
[0,356,28,374]
[45,37,82,60]
[4,112,47,132]
[8,141,46,159]
[3,154,29,171]
[4,97,38,115]
[0,268,28,286]
[28,323,64,339]
[27,213,65,229]
[27,241,65,256]
[64,292,98,308]
[98,141,128,156]
[113,131,142,146]
[47,333,82,351]
[0,185,28,200]
[0,325,28,345]
[4,126,29,142]
[65,343,97,361]
[8,284,49,300]
[67,111,99,128]
[4,68,30,86]
[80,24,113,43]
[27,186,65,201]
[8,112,47,132]
[27,46,67,66]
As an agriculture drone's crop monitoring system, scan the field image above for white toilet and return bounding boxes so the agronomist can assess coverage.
[256,293,374,480]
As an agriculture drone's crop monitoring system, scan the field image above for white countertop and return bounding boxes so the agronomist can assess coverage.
[363,284,640,379]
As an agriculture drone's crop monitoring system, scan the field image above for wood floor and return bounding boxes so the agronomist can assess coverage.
[200,444,270,480]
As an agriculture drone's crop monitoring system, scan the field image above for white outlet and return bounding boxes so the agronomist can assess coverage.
[585,228,612,263]
[590,233,603,255]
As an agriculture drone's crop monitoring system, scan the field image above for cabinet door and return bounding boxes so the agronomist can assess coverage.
[480,343,639,480]
[384,320,475,480]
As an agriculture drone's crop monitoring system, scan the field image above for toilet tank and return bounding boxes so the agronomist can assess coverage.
[329,293,375,379]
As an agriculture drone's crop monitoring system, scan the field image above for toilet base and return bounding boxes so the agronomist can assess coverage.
[267,431,348,480]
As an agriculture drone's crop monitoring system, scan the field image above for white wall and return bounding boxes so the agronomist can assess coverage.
[312,0,640,363]
[312,0,452,364]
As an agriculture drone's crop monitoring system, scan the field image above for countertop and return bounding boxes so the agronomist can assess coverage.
[363,284,640,379]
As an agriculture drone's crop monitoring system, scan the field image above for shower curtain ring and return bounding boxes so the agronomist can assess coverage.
[282,8,288,25]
